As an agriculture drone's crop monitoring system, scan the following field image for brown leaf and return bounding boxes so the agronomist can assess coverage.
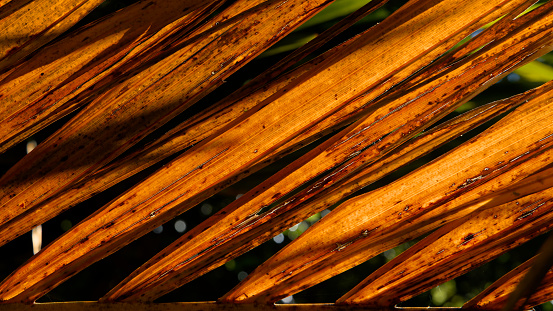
[0,0,222,153]
[0,0,330,237]
[0,0,389,248]
[90,0,551,302]
[1,0,552,306]
[99,83,532,302]
[0,0,104,73]
[0,0,335,303]
[219,71,553,303]
[98,0,553,302]
[464,254,553,310]
[337,183,553,305]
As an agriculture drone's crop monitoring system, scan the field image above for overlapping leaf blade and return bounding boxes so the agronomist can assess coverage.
[0,0,222,153]
[100,84,533,302]
[0,0,390,248]
[0,0,553,307]
[0,0,335,303]
[91,0,550,302]
[0,0,331,242]
[464,254,553,310]
[220,60,553,303]
[0,0,283,223]
[0,0,104,73]
[337,174,553,305]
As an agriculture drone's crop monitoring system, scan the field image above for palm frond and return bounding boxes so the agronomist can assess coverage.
[1,0,553,309]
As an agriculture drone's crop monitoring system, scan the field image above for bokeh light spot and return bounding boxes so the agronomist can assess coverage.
[200,203,213,215]
[280,295,295,304]
[273,233,285,244]
[237,271,248,281]
[174,220,187,233]
[153,225,163,234]
[225,260,236,271]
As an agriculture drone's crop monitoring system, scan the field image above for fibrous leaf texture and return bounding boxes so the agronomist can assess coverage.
[0,0,553,309]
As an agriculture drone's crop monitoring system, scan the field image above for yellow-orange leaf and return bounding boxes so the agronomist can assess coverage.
[464,255,553,310]
[98,0,553,302]
[99,84,531,302]
[0,0,222,153]
[0,0,389,248]
[337,185,553,305]
[0,0,103,73]
[0,0,336,303]
[0,0,330,235]
[220,72,553,303]
[302,86,553,220]
[2,0,553,307]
